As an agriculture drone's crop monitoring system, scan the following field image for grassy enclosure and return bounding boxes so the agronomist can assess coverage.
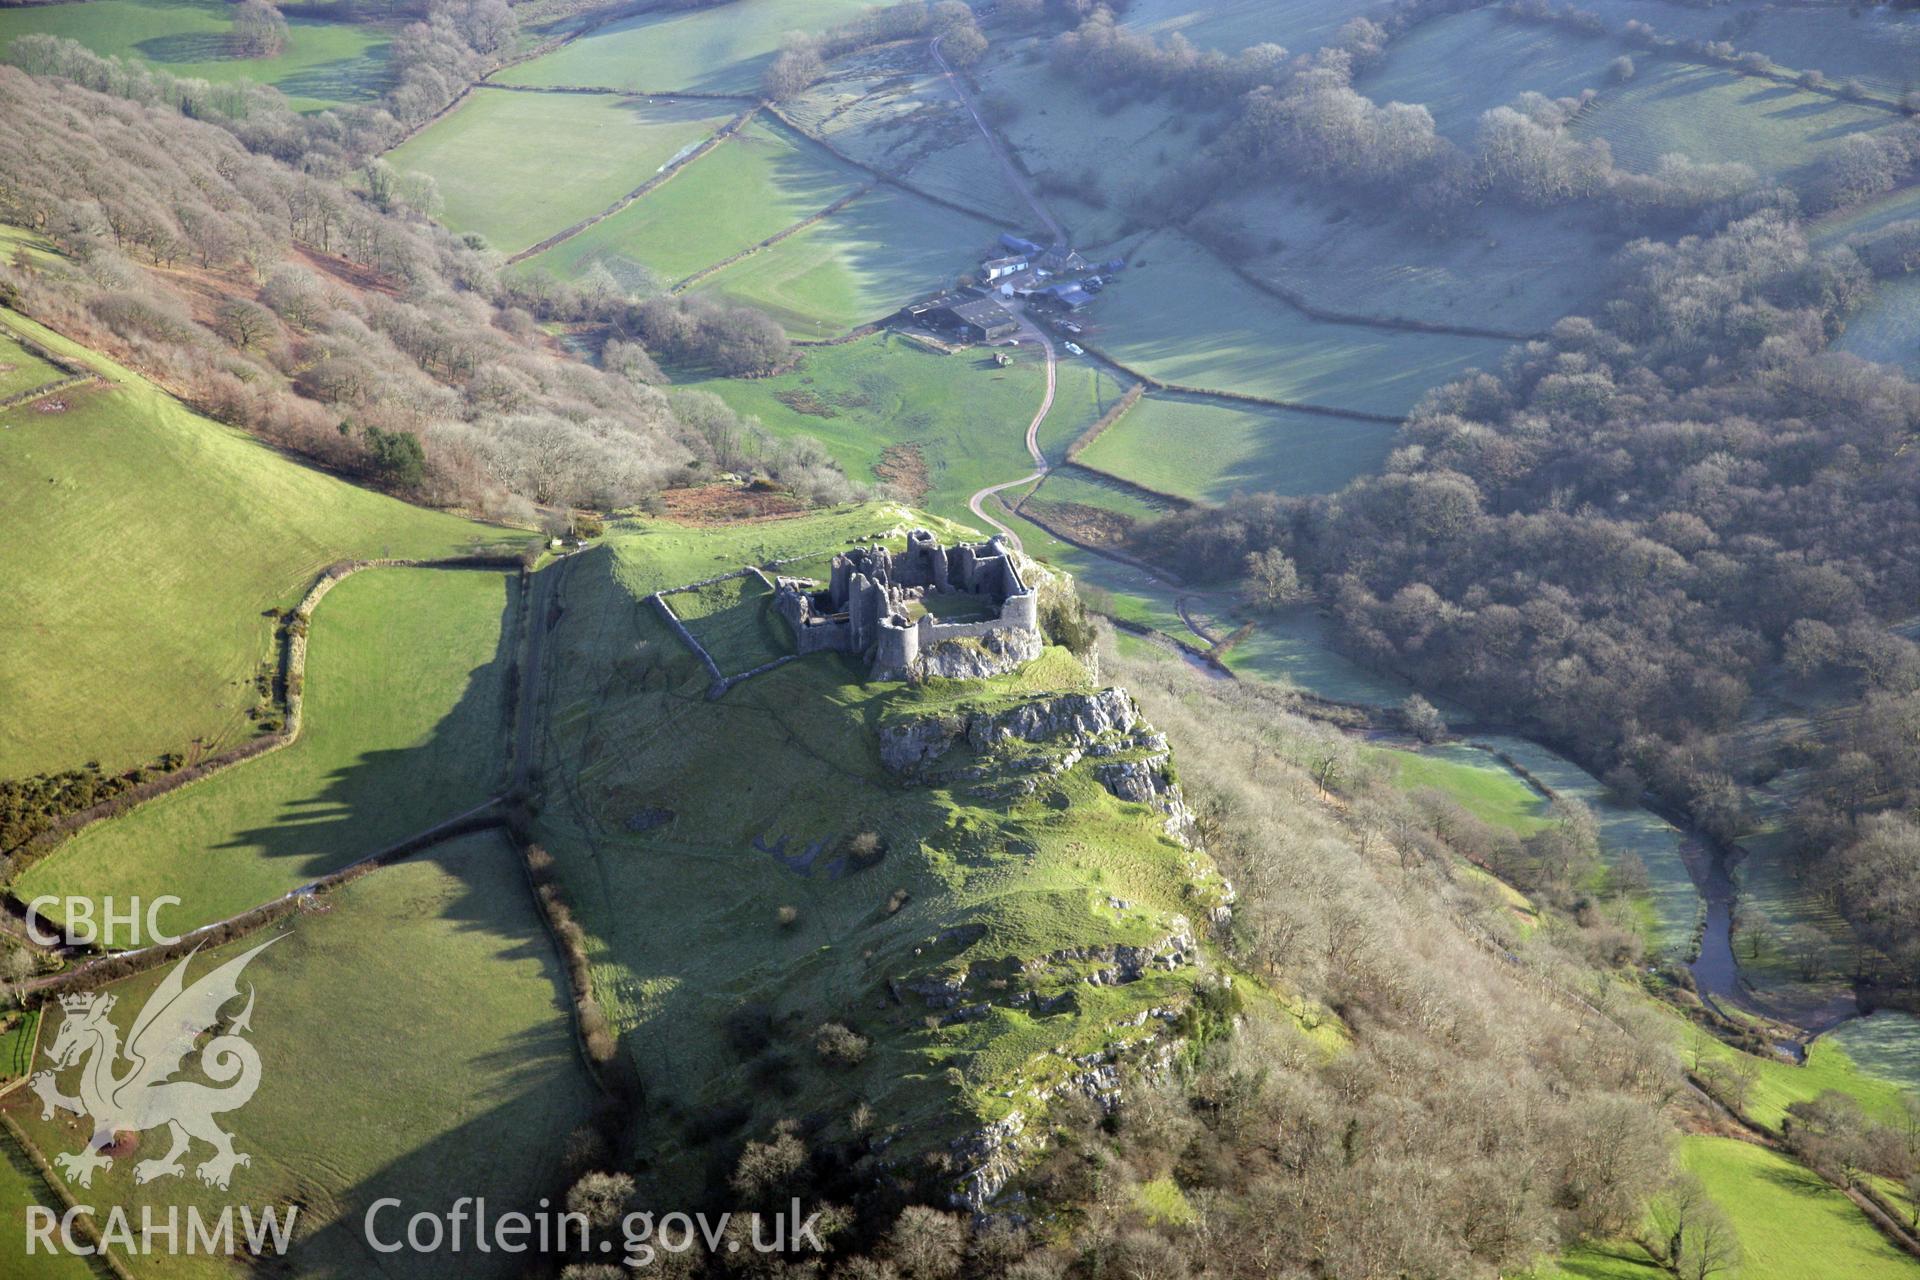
[0,311,508,780]
[1093,234,1513,415]
[0,0,392,110]
[516,118,867,289]
[1076,393,1397,502]
[688,183,997,334]
[1572,60,1895,186]
[3,832,596,1280]
[384,92,738,255]
[681,333,1060,526]
[0,330,63,399]
[1585,0,1920,100]
[1357,7,1628,143]
[1678,1136,1916,1280]
[16,568,517,933]
[666,573,787,674]
[1218,188,1618,334]
[497,0,875,95]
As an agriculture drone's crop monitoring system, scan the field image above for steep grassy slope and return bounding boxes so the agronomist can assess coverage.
[4,831,596,1280]
[17,568,518,933]
[530,505,1234,1196]
[0,310,513,780]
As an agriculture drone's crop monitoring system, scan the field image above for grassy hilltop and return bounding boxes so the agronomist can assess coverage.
[528,504,1249,1194]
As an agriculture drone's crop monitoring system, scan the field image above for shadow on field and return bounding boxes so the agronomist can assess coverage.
[136,32,240,64]
[206,567,520,890]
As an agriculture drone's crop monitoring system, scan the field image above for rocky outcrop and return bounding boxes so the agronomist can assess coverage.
[910,626,1043,681]
[1092,753,1197,845]
[1024,919,1199,987]
[880,688,1139,775]
[951,1111,1027,1211]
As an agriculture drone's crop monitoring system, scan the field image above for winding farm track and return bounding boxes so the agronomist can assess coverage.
[967,327,1055,552]
[930,33,1064,249]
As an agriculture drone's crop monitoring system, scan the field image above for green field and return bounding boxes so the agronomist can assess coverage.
[681,333,1083,526]
[3,832,595,1280]
[0,0,391,111]
[17,568,516,933]
[0,1129,99,1280]
[1094,233,1513,415]
[1816,1012,1920,1095]
[1572,59,1894,185]
[385,91,738,255]
[1220,188,1616,335]
[517,117,867,289]
[690,183,998,335]
[1586,0,1920,101]
[0,310,510,780]
[1835,276,1920,375]
[668,572,786,674]
[534,507,1227,1187]
[1119,0,1377,55]
[1076,393,1397,502]
[0,331,63,399]
[1678,1136,1916,1280]
[1376,743,1555,836]
[1218,604,1425,705]
[497,0,874,95]
[1358,7,1628,143]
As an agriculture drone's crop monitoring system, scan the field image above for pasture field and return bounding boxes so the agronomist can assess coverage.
[16,568,517,933]
[1023,469,1170,530]
[1728,825,1861,1001]
[973,48,1219,246]
[689,184,998,334]
[1221,188,1618,334]
[1572,59,1894,185]
[1219,605,1425,706]
[1519,1243,1663,1280]
[679,333,1062,526]
[1585,0,1920,101]
[1119,0,1377,55]
[0,0,391,110]
[1357,7,1629,143]
[1820,1011,1920,1093]
[3,832,596,1280]
[0,330,63,399]
[384,92,738,255]
[1834,276,1920,375]
[516,118,867,289]
[0,1131,98,1280]
[1076,393,1397,502]
[1677,1136,1915,1280]
[667,573,786,674]
[0,310,510,780]
[1678,1015,1915,1132]
[1374,743,1553,837]
[496,0,873,95]
[1094,233,1513,415]
[1479,734,1700,958]
[1813,183,1920,245]
[534,508,1226,1186]
[1001,506,1193,639]
[781,65,1036,227]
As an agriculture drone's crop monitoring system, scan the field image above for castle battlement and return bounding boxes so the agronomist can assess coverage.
[775,530,1041,679]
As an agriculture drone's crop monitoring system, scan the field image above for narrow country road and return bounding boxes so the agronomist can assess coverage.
[967,326,1055,552]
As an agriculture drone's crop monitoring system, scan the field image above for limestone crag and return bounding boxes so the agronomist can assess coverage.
[879,688,1138,774]
[1023,919,1199,987]
[910,626,1044,681]
[1092,753,1196,844]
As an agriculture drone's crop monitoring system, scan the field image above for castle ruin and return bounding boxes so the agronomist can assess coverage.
[774,530,1041,679]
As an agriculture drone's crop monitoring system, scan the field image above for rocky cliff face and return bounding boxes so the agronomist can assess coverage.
[909,626,1043,681]
[882,687,1198,843]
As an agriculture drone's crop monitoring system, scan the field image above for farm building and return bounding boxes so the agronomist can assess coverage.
[897,291,1020,343]
[1000,232,1045,256]
[982,255,1030,281]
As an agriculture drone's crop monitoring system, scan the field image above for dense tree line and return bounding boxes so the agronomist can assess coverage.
[1143,211,1920,980]
[763,0,988,99]
[0,67,852,512]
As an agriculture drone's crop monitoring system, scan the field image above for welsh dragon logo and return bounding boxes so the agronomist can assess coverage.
[30,938,277,1191]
